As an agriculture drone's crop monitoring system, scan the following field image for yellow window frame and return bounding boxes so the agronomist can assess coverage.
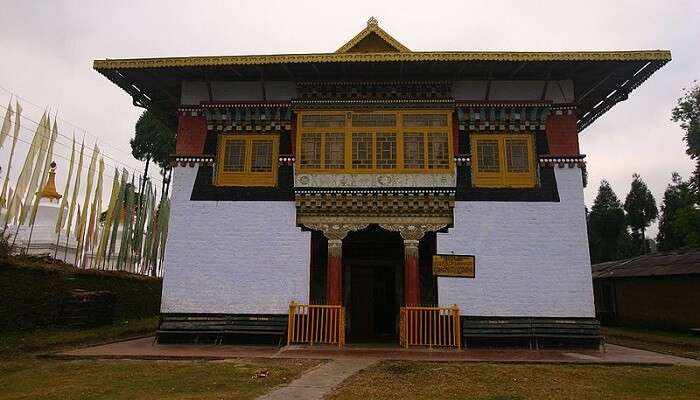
[295,110,454,174]
[216,134,279,187]
[470,132,537,188]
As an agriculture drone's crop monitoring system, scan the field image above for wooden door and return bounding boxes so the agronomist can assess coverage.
[350,266,374,341]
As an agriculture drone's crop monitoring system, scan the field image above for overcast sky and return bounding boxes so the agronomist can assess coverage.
[0,0,697,236]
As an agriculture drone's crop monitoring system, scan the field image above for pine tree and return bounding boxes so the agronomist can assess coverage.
[623,174,658,254]
[656,173,700,250]
[671,82,700,200]
[131,111,176,198]
[587,180,628,263]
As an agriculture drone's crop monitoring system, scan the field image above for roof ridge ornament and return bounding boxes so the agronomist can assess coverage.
[335,18,411,53]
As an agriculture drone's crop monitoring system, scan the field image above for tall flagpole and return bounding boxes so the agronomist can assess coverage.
[54,134,75,258]
[0,99,18,210]
[64,138,85,261]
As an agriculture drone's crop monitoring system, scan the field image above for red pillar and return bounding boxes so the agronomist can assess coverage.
[404,239,421,306]
[326,239,343,305]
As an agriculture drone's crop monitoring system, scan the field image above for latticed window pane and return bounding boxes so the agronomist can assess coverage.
[301,114,345,128]
[428,132,450,169]
[352,133,373,169]
[324,133,345,169]
[506,139,530,173]
[223,139,246,172]
[403,132,425,169]
[352,113,397,127]
[250,140,273,172]
[301,133,321,169]
[375,133,396,169]
[403,114,448,127]
[476,140,500,172]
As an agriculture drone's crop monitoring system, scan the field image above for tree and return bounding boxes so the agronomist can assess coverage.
[656,172,700,250]
[131,111,176,196]
[623,174,658,254]
[671,82,700,199]
[587,180,628,263]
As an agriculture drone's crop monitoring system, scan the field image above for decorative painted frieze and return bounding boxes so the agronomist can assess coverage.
[278,155,295,166]
[538,155,586,168]
[296,190,454,227]
[203,103,292,132]
[171,155,214,167]
[456,103,550,131]
[294,173,456,188]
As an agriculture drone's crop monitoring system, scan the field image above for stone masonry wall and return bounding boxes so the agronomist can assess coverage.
[160,166,310,314]
[437,167,595,318]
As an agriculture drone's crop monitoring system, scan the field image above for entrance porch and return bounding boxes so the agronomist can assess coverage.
[307,224,443,343]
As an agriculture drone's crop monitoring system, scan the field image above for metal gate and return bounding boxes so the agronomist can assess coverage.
[287,301,345,347]
[399,305,461,348]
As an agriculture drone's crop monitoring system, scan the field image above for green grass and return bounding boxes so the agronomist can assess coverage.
[0,319,321,400]
[0,358,321,400]
[328,361,700,400]
[0,317,159,358]
[603,326,700,360]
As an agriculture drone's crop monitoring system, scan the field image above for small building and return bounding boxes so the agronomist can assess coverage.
[592,250,700,330]
[94,19,669,345]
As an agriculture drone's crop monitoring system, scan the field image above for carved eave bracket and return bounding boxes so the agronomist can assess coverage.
[305,223,369,241]
[379,224,448,241]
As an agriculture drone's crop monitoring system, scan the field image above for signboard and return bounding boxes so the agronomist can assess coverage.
[432,254,475,278]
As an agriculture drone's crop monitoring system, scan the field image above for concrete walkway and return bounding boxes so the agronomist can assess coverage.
[256,358,379,400]
[54,337,700,366]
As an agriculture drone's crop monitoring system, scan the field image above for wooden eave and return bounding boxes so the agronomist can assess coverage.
[94,50,671,133]
[94,50,670,70]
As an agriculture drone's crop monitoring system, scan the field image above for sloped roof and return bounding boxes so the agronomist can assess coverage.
[93,18,671,132]
[592,250,700,279]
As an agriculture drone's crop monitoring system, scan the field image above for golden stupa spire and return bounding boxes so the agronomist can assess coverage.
[39,161,62,202]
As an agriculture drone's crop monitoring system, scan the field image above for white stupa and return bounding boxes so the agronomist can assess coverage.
[11,162,78,263]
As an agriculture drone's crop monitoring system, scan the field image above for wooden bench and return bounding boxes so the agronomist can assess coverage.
[462,317,534,349]
[156,314,288,345]
[531,318,604,350]
[461,317,604,350]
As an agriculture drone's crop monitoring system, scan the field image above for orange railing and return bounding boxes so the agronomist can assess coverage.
[287,301,345,347]
[400,305,461,348]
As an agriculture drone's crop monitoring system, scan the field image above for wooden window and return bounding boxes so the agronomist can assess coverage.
[223,139,246,172]
[403,114,448,127]
[217,134,278,186]
[403,133,425,169]
[476,140,499,172]
[324,133,345,169]
[352,133,373,169]
[296,110,453,173]
[470,133,537,188]
[506,139,530,173]
[250,140,273,172]
[428,132,450,170]
[300,133,322,169]
[375,133,396,169]
[302,114,345,128]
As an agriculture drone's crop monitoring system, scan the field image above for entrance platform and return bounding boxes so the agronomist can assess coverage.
[53,336,700,366]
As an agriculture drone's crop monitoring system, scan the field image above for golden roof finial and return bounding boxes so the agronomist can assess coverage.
[40,161,62,202]
[367,16,378,26]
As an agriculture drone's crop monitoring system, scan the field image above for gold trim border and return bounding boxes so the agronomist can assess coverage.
[94,50,672,70]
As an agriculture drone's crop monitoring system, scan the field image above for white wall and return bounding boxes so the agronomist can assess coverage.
[437,167,595,317]
[160,166,310,314]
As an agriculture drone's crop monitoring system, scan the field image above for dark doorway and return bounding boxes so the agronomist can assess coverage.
[343,225,403,342]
